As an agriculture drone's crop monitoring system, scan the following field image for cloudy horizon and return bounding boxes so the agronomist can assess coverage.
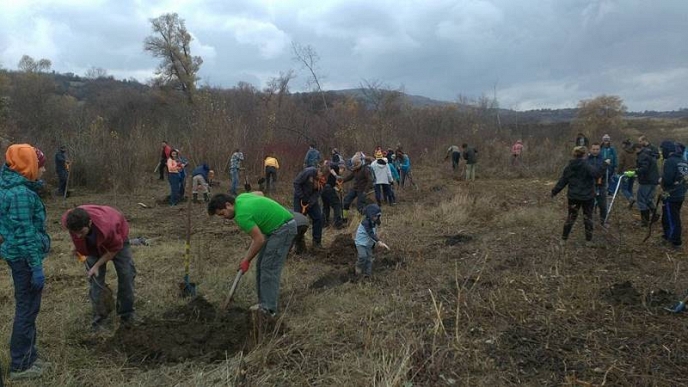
[1,0,686,112]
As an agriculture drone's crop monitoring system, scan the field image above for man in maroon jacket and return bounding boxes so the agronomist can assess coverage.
[62,205,137,330]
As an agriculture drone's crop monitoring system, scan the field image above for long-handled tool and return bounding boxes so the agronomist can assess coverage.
[244,174,252,192]
[220,270,243,312]
[603,175,623,224]
[179,177,197,297]
[63,162,72,200]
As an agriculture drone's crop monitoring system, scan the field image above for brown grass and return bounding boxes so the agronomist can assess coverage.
[2,165,688,386]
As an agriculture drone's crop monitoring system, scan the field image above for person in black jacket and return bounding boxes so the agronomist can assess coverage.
[462,144,477,181]
[293,166,324,249]
[551,146,606,245]
[635,143,660,226]
[660,141,687,248]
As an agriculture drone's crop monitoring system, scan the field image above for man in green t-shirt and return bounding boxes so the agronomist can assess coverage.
[208,193,297,316]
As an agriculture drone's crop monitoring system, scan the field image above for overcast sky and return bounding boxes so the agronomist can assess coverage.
[1,0,686,111]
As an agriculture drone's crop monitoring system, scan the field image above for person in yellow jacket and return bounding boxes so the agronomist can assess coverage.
[264,154,280,195]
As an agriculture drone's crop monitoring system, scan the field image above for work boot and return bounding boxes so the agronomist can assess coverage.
[192,193,198,203]
[640,210,649,227]
[203,193,209,202]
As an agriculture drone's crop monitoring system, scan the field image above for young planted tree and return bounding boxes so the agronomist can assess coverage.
[144,13,203,103]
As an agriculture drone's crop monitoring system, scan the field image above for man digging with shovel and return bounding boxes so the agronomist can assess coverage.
[62,205,137,331]
[208,193,297,318]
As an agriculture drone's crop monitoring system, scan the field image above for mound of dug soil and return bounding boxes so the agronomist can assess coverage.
[310,269,356,289]
[319,233,356,265]
[105,297,250,365]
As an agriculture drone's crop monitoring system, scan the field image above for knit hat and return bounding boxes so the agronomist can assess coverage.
[5,144,42,180]
[602,134,611,141]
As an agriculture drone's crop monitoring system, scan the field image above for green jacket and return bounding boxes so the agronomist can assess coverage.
[0,164,50,267]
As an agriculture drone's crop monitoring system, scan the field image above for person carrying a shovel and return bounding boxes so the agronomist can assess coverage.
[208,193,297,317]
[62,205,137,331]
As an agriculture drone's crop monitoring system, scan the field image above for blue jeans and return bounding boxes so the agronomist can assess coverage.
[87,244,137,326]
[256,220,297,312]
[621,176,635,202]
[168,173,182,205]
[293,196,323,245]
[356,245,373,276]
[230,168,239,195]
[607,172,619,196]
[7,259,42,372]
[374,184,393,205]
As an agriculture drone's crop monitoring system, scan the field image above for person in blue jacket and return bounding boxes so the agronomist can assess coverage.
[660,141,687,248]
[601,134,618,196]
[191,163,211,203]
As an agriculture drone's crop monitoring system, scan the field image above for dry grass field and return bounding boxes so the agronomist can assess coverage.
[2,164,688,386]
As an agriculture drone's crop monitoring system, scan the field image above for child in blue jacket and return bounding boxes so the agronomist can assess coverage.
[354,204,389,277]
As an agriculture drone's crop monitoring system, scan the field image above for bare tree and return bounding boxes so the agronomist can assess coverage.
[291,41,328,112]
[575,95,627,138]
[264,70,295,108]
[84,66,109,79]
[17,55,52,73]
[144,13,203,103]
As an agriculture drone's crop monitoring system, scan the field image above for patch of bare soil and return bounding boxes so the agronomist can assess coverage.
[103,297,250,366]
[645,289,677,308]
[319,233,357,265]
[444,233,473,246]
[602,281,641,306]
[309,269,356,289]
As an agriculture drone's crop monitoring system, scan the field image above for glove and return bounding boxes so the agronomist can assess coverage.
[239,259,251,274]
[376,241,390,250]
[624,170,636,178]
[668,301,685,313]
[31,266,45,291]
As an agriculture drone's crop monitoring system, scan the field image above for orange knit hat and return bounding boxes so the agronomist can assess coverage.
[5,144,40,180]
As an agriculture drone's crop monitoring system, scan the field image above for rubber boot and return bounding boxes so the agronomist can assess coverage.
[640,210,649,227]
[192,193,198,203]
[203,193,209,202]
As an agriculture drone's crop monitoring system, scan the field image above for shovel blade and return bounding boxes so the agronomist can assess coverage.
[178,281,197,298]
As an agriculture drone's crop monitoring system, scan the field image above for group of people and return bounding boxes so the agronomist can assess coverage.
[445,143,479,180]
[553,133,687,248]
[0,143,137,380]
[158,141,216,205]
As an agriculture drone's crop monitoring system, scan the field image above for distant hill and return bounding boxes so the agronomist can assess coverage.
[330,88,688,122]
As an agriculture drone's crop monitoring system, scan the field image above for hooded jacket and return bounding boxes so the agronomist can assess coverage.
[586,153,610,186]
[293,167,322,205]
[372,158,393,185]
[343,163,372,192]
[303,147,321,168]
[61,205,130,257]
[0,145,50,266]
[618,145,636,173]
[551,158,600,201]
[636,147,660,185]
[660,141,688,202]
[192,163,210,181]
[355,204,381,247]
[600,144,617,171]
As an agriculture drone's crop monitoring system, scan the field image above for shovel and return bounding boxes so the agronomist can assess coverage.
[220,270,243,312]
[179,177,197,297]
[80,254,115,316]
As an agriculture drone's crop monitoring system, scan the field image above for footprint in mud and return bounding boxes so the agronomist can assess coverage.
[101,297,251,366]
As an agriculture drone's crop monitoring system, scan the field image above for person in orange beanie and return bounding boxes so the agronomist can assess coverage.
[0,144,51,380]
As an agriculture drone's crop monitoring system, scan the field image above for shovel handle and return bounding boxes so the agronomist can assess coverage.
[221,270,243,311]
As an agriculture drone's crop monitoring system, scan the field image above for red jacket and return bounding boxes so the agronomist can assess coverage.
[61,205,129,257]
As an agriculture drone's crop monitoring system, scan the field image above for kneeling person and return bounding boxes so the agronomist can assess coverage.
[62,205,137,330]
[208,193,297,317]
